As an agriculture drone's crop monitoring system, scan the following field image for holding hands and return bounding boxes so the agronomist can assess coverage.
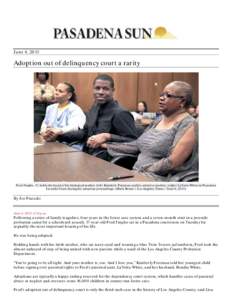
[87,133,111,149]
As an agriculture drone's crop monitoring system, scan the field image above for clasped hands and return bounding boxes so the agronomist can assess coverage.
[41,127,63,142]
[86,133,111,149]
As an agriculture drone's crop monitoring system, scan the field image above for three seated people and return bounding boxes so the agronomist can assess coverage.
[38,75,198,181]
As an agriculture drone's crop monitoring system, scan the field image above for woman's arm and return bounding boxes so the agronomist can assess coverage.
[106,140,140,157]
[60,107,86,134]
[143,124,196,175]
[169,123,196,169]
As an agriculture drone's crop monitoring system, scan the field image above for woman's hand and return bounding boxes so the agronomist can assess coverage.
[87,133,111,148]
[42,128,63,142]
[100,143,107,149]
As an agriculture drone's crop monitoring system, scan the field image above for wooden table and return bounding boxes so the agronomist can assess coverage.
[34,134,77,155]
[34,152,151,182]
[34,134,152,182]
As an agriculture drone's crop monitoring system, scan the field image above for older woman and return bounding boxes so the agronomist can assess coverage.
[40,82,86,142]
[105,81,198,181]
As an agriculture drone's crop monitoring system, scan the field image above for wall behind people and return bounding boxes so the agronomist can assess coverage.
[138,73,198,112]
[38,72,198,112]
[50,73,97,112]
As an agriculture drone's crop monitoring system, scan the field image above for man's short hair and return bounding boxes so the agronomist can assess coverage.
[93,74,115,89]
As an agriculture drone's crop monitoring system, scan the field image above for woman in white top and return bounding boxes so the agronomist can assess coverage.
[40,82,86,142]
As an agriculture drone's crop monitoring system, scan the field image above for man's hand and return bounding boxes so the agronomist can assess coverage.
[87,133,111,148]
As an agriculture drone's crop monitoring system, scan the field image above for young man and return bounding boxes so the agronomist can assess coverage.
[59,74,137,160]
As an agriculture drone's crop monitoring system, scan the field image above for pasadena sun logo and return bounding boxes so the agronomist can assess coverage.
[143,27,175,39]
[53,26,176,40]
[153,26,175,39]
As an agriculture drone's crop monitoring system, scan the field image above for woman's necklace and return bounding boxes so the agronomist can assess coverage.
[56,102,69,122]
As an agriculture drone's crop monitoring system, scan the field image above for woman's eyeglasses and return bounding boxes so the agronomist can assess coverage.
[160,92,185,99]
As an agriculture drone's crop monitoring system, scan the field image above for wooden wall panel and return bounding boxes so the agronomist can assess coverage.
[51,72,97,112]
[41,72,199,112]
[109,73,138,111]
[138,73,173,112]
[51,72,138,111]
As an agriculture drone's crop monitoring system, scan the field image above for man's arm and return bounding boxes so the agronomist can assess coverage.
[86,110,138,148]
[110,110,138,142]
[57,126,87,144]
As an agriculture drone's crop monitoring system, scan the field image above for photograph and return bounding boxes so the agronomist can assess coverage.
[34,72,199,182]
